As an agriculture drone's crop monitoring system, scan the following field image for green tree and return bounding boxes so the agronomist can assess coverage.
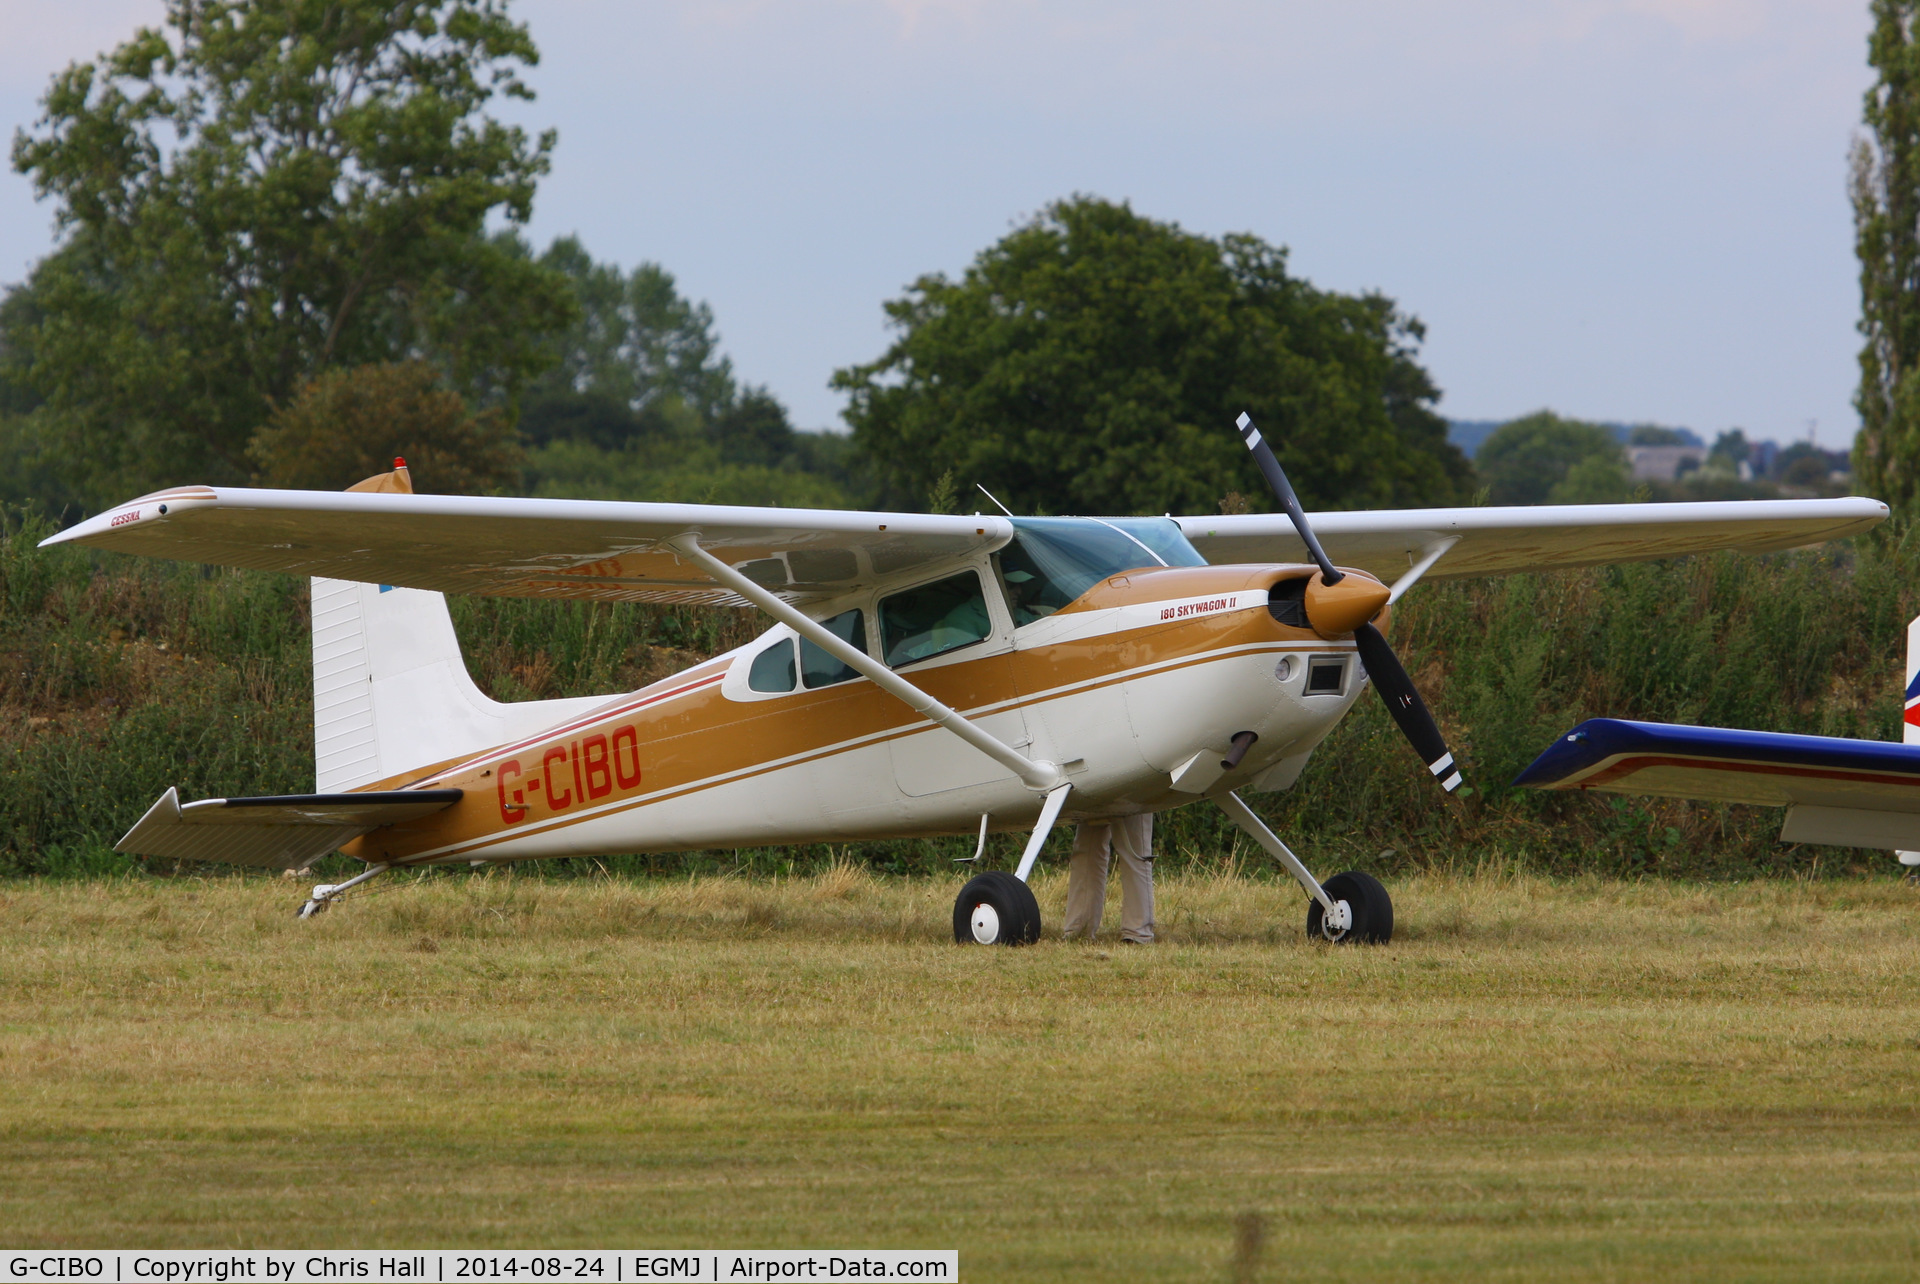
[513,238,870,506]
[1551,451,1635,504]
[1709,429,1752,473]
[248,360,522,494]
[1854,0,1920,514]
[831,196,1472,516]
[1476,411,1629,505]
[523,237,739,443]
[5,0,570,506]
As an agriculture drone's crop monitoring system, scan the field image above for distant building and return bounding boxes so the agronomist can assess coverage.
[1627,444,1708,482]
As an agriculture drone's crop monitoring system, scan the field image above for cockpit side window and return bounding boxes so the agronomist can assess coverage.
[996,536,1075,627]
[881,572,992,666]
[747,637,797,693]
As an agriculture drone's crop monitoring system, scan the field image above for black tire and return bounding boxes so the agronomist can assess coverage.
[952,870,1042,946]
[1305,870,1393,945]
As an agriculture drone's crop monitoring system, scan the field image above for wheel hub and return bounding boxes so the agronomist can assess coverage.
[971,903,1001,944]
[1321,898,1353,940]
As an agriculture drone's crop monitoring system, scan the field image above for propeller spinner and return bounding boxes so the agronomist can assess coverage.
[1235,412,1464,794]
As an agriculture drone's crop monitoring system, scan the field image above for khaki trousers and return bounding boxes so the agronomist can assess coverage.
[1062,814,1155,943]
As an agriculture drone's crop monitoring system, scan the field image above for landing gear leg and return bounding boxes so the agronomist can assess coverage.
[953,784,1070,945]
[296,862,390,919]
[1215,791,1392,945]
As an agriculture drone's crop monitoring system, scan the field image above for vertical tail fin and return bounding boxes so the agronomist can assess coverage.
[310,462,609,791]
[1906,613,1920,746]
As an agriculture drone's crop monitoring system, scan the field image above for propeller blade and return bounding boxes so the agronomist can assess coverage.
[1234,411,1464,796]
[1235,411,1341,585]
[1353,623,1464,793]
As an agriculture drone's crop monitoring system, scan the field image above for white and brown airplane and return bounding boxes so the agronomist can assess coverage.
[46,417,1887,943]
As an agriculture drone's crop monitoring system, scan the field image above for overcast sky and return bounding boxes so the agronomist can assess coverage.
[0,0,1876,447]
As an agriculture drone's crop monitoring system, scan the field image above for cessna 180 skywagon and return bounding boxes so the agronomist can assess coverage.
[46,417,1887,943]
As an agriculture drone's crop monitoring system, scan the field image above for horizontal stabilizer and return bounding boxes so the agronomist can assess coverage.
[116,787,462,870]
[1515,718,1920,814]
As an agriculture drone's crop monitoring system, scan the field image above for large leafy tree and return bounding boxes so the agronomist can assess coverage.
[5,0,571,504]
[832,196,1472,515]
[1476,411,1630,505]
[1855,0,1920,514]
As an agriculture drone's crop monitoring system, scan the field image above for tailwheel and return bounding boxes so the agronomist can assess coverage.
[1306,870,1393,945]
[953,871,1042,946]
[297,882,346,918]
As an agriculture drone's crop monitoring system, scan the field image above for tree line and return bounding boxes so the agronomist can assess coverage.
[0,0,1901,525]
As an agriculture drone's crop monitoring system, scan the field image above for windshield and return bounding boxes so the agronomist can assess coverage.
[998,517,1208,625]
[1099,518,1210,569]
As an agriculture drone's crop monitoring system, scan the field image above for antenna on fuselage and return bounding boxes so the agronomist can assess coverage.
[977,484,1016,518]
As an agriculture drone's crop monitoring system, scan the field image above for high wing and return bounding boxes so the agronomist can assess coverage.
[44,486,1013,606]
[1515,718,1920,850]
[45,488,1886,603]
[1179,498,1887,582]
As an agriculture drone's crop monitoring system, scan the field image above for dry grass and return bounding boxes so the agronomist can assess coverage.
[3,865,1920,1280]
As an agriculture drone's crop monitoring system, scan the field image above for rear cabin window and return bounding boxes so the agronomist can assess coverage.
[800,609,867,689]
[748,639,797,692]
[997,517,1208,627]
[881,572,993,666]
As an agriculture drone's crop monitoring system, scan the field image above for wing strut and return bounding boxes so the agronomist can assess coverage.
[1387,537,1458,605]
[669,535,1065,792]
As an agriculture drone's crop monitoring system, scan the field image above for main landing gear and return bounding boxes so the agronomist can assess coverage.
[952,871,1042,945]
[1216,791,1393,945]
[1305,870,1393,945]
[948,785,1393,947]
[952,783,1072,946]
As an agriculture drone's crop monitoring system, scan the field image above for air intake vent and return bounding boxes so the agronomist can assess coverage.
[1269,577,1310,628]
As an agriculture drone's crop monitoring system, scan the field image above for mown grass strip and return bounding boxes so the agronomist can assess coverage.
[2,868,1918,1280]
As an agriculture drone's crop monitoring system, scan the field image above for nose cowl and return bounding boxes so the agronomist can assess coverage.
[1303,571,1389,639]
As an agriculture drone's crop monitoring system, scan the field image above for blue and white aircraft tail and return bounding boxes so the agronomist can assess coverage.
[1516,614,1920,865]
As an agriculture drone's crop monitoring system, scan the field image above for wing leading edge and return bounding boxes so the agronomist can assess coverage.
[1515,717,1920,851]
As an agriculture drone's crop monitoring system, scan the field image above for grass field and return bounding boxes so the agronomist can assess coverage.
[4,863,1920,1281]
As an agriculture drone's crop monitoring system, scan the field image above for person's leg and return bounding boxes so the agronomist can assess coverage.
[1062,822,1114,939]
[1112,812,1156,943]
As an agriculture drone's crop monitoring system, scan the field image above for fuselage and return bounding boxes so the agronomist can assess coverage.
[343,557,1383,867]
